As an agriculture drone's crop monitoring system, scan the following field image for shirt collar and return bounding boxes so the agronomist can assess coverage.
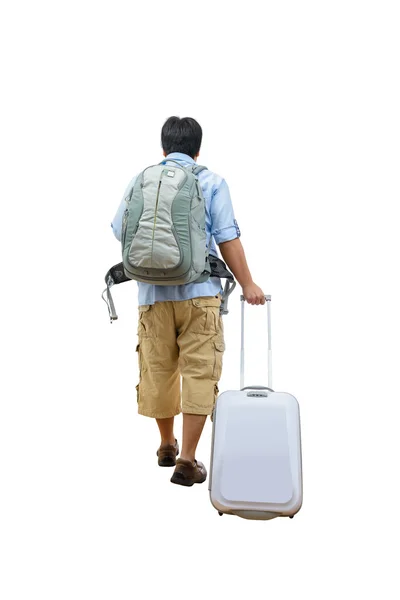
[165,152,196,164]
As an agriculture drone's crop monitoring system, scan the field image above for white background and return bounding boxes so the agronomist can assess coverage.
[1,1,399,598]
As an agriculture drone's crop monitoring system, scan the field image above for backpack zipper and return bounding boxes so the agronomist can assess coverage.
[121,209,129,246]
[150,178,162,267]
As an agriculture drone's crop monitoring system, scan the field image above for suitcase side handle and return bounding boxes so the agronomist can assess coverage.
[240,296,272,391]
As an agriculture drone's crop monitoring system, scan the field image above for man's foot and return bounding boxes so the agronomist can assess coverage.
[170,458,207,486]
[157,439,179,467]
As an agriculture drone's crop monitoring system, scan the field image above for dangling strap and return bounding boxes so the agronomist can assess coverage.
[220,279,237,316]
[101,276,118,323]
[207,254,236,316]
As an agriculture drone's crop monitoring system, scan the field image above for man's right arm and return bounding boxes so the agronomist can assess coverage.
[210,178,265,306]
[219,238,265,306]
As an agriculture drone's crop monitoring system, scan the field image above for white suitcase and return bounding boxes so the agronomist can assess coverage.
[209,295,303,520]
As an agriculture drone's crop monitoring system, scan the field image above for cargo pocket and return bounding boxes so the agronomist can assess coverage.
[212,341,225,380]
[138,304,152,337]
[191,296,221,309]
[191,297,221,333]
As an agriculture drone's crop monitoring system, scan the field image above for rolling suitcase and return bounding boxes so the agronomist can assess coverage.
[209,295,303,520]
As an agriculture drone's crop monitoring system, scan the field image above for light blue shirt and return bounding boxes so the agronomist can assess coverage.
[111,152,240,305]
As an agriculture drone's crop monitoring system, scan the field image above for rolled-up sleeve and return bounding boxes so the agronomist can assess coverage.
[210,178,241,244]
[111,175,137,241]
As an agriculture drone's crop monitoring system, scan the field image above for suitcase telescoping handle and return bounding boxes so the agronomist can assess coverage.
[240,295,272,391]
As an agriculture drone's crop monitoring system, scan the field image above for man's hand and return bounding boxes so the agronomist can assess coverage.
[242,283,266,305]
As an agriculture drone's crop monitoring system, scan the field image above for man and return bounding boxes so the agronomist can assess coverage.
[111,116,265,487]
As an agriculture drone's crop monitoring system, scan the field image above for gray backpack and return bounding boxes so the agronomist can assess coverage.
[121,159,211,285]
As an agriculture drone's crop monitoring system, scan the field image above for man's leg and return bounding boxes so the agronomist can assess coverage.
[180,414,207,463]
[156,417,176,446]
[170,296,224,486]
[137,301,181,466]
[156,416,180,466]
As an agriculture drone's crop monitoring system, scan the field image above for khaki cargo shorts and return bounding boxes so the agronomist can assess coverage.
[135,295,225,418]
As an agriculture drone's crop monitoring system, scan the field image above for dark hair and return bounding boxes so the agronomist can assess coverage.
[161,116,202,158]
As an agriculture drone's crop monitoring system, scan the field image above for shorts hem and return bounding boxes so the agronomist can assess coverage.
[181,408,214,416]
[138,407,182,419]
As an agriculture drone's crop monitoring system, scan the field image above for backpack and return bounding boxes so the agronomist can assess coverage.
[121,159,211,285]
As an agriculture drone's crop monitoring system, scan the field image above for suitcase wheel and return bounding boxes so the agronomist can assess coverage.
[218,511,223,516]
[289,516,294,519]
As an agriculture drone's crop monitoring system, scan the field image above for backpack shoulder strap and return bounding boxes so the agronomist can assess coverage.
[158,159,189,170]
[159,159,207,176]
[192,164,207,176]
